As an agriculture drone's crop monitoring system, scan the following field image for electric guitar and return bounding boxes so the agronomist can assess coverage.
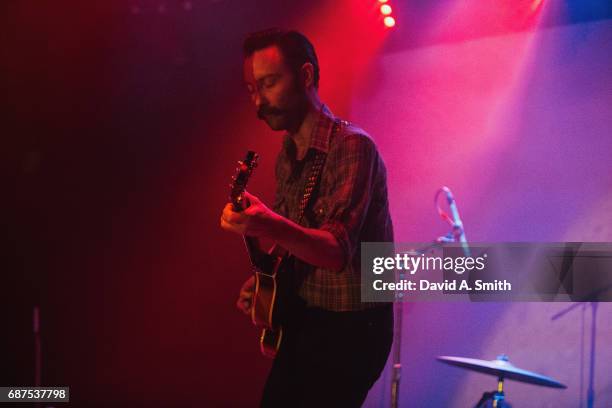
[229,151,289,358]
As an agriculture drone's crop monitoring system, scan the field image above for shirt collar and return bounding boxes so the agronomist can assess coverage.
[284,104,334,156]
[308,104,334,154]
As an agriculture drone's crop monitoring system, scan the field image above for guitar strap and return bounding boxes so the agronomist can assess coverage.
[295,118,347,223]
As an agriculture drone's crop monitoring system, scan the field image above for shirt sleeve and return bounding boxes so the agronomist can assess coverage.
[319,133,377,271]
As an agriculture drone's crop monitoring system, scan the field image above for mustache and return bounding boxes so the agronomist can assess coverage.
[257,106,285,119]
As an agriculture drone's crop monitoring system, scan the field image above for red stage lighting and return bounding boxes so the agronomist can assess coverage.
[384,16,396,28]
[531,0,544,12]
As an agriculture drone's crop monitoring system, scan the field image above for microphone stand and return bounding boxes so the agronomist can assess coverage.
[435,186,471,258]
[390,242,440,408]
[390,186,470,408]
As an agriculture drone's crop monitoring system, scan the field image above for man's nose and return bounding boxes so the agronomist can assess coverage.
[251,89,266,108]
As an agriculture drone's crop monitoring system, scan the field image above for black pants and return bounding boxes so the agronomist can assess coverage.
[260,304,394,408]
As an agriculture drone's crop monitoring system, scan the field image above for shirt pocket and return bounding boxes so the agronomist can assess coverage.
[310,197,329,227]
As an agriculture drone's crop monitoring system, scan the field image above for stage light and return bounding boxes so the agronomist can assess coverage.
[378,0,388,3]
[380,4,392,15]
[383,16,395,28]
[531,0,544,12]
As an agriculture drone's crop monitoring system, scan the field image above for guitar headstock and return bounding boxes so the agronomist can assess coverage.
[230,150,259,211]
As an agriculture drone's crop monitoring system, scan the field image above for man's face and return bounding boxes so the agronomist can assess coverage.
[243,45,307,131]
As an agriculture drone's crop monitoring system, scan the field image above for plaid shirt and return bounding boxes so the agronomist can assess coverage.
[273,105,394,311]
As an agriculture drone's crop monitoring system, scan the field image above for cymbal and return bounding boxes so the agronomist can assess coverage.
[437,355,567,389]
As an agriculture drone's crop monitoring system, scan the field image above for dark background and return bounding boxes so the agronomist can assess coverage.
[4,1,298,406]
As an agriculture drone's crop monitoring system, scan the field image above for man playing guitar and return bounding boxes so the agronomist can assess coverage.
[221,28,394,407]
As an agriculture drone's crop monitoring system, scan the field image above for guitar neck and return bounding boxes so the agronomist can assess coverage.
[243,235,262,266]
[230,150,263,268]
[231,202,262,266]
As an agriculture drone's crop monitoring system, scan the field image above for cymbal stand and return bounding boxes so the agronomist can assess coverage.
[474,376,506,408]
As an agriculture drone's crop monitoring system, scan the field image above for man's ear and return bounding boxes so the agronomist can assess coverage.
[301,62,315,89]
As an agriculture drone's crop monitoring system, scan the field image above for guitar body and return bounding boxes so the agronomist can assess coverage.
[252,271,278,329]
[254,270,282,358]
[251,247,289,358]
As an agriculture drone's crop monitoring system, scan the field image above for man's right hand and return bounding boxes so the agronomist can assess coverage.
[236,275,255,315]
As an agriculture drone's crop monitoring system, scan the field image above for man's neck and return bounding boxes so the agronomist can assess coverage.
[290,100,322,161]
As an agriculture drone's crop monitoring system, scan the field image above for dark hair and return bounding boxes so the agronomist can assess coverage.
[243,28,320,89]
